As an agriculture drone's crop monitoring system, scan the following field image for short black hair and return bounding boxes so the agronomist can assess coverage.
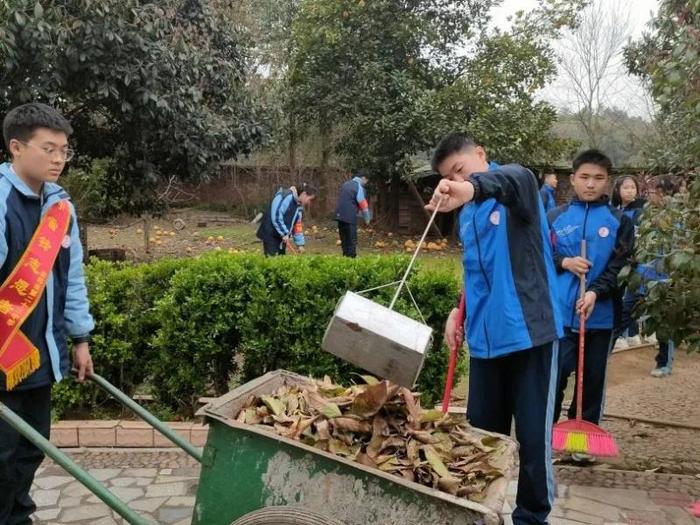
[431,133,479,172]
[572,149,612,175]
[654,176,675,195]
[297,182,318,197]
[611,175,640,207]
[353,168,367,179]
[3,103,73,151]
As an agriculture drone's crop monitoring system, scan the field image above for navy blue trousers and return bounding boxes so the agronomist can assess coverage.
[0,385,51,525]
[554,328,612,425]
[467,342,558,525]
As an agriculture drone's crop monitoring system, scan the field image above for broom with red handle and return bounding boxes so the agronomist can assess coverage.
[441,292,466,413]
[552,240,619,457]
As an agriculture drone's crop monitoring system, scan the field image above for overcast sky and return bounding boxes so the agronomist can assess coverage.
[490,0,659,118]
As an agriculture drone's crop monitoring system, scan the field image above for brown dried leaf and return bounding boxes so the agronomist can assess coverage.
[329,438,352,456]
[437,476,460,495]
[316,419,332,441]
[356,452,378,468]
[367,414,390,459]
[332,417,372,434]
[351,381,390,418]
[408,430,438,444]
[377,457,403,472]
[450,445,477,459]
[286,393,299,414]
[400,469,416,482]
[406,439,420,463]
[400,387,421,426]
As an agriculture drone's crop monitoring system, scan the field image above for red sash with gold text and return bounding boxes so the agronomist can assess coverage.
[0,200,71,389]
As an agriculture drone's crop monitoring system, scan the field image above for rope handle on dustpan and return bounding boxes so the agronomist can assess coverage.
[388,196,445,310]
[355,196,445,323]
[575,240,587,422]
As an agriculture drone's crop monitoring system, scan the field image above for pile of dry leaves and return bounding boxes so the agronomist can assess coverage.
[236,376,509,501]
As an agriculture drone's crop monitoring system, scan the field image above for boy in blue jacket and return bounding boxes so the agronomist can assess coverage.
[548,150,634,449]
[427,133,563,525]
[540,172,558,212]
[256,183,317,256]
[335,170,371,257]
[0,103,94,524]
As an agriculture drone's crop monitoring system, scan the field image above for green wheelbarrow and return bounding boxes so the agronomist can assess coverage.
[0,370,517,525]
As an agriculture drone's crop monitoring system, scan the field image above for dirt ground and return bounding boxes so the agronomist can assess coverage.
[85,208,462,273]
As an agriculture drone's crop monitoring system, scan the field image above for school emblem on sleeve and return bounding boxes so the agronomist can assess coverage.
[489,211,500,225]
[61,235,71,248]
[598,226,609,238]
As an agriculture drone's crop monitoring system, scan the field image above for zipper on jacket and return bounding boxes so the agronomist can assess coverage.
[472,219,493,357]
[571,202,591,327]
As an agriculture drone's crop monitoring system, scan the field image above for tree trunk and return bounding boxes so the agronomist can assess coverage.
[288,114,297,175]
[389,172,400,230]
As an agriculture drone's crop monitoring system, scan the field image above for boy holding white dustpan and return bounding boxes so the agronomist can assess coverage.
[426,133,563,525]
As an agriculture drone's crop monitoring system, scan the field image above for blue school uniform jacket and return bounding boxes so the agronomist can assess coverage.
[548,198,635,330]
[0,163,94,390]
[335,177,370,225]
[459,162,563,359]
[540,184,557,212]
[256,187,306,247]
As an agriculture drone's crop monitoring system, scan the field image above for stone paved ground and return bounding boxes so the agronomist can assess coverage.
[604,346,700,426]
[594,347,700,475]
[33,449,700,524]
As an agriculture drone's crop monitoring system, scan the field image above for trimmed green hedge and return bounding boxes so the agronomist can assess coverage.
[54,254,464,418]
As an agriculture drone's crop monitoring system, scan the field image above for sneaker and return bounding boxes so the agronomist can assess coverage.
[627,335,643,346]
[651,366,672,377]
[613,338,628,350]
[571,452,596,464]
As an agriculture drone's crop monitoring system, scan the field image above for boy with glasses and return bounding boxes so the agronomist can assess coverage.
[0,103,94,524]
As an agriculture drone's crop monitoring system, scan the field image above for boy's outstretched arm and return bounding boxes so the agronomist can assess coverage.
[426,165,539,219]
[469,164,541,223]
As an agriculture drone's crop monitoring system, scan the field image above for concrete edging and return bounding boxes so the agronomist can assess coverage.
[51,420,207,448]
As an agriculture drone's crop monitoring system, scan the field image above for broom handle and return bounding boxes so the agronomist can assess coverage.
[576,240,587,421]
[441,292,466,413]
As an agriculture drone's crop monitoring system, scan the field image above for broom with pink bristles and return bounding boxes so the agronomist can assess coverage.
[552,241,619,457]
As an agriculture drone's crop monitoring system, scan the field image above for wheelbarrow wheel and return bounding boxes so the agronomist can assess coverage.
[231,506,346,525]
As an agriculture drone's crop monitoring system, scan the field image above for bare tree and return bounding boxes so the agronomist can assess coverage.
[557,0,635,147]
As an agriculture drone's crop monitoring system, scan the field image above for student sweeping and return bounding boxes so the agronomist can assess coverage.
[256,183,317,256]
[335,170,371,257]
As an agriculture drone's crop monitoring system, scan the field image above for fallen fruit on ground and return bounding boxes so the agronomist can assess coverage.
[236,376,508,501]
